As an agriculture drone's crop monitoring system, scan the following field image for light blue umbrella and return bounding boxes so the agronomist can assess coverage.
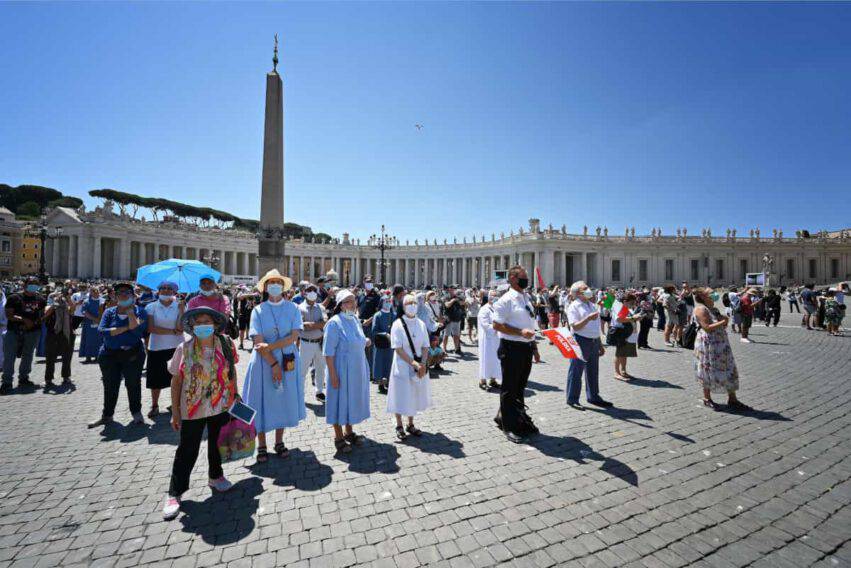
[136,258,222,293]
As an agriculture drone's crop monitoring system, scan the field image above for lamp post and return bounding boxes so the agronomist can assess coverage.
[367,225,397,285]
[28,218,62,284]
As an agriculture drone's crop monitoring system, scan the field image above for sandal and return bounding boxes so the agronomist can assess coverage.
[147,406,159,419]
[256,446,269,462]
[334,438,351,453]
[395,426,407,441]
[406,425,423,437]
[478,382,489,391]
[274,442,289,458]
[728,401,753,412]
[344,433,364,446]
[702,399,719,411]
[489,379,500,389]
[614,375,630,382]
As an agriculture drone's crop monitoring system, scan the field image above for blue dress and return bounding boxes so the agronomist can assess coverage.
[242,300,306,432]
[323,314,370,426]
[78,299,103,358]
[371,310,394,381]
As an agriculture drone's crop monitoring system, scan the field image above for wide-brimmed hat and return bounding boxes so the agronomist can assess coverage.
[182,307,228,331]
[257,269,292,293]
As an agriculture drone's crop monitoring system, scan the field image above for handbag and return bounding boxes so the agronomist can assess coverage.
[605,322,632,347]
[373,332,391,349]
[217,417,257,462]
[679,319,697,350]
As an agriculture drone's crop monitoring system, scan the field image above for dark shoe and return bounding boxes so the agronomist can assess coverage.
[18,379,35,388]
[405,424,423,437]
[274,442,289,458]
[433,364,443,372]
[0,384,11,395]
[493,416,503,430]
[567,402,585,411]
[378,384,388,395]
[62,379,73,386]
[395,426,408,441]
[505,431,525,444]
[344,433,364,446]
[147,406,159,419]
[87,417,113,429]
[316,392,326,402]
[44,380,54,390]
[488,379,500,389]
[334,438,352,454]
[588,399,613,408]
[478,382,489,391]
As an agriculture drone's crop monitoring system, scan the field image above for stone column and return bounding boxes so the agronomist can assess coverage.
[68,235,78,278]
[92,236,102,279]
[121,238,132,279]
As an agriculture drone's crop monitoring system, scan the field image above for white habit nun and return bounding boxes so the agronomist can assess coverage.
[477,289,502,389]
[387,294,432,439]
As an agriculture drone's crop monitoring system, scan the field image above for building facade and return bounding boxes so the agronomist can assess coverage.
[0,208,22,279]
[40,208,851,289]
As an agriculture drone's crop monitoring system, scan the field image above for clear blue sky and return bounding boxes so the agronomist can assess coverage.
[2,2,849,242]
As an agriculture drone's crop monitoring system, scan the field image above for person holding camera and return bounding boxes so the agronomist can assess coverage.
[1,277,46,393]
[387,294,431,440]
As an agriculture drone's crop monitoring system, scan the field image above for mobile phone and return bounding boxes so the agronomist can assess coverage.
[228,400,256,425]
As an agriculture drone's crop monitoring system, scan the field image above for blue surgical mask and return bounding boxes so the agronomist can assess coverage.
[710,292,720,302]
[118,298,135,308]
[26,284,40,293]
[267,284,284,297]
[193,324,215,339]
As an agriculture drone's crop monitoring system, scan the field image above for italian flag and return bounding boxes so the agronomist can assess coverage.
[601,293,629,319]
[542,327,585,361]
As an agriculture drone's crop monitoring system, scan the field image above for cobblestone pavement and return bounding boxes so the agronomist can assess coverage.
[1,323,849,568]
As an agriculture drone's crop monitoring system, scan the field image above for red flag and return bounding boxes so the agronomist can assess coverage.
[535,266,545,288]
[542,327,585,361]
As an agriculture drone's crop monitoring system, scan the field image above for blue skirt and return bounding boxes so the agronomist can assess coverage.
[79,320,102,358]
[372,347,393,381]
[242,350,306,432]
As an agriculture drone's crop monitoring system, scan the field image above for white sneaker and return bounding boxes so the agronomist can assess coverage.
[162,496,181,520]
[131,413,145,425]
[740,338,751,343]
[208,477,233,492]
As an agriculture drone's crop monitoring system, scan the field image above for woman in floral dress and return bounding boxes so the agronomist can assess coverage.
[693,287,751,412]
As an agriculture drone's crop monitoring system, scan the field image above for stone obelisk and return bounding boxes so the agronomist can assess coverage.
[257,35,285,277]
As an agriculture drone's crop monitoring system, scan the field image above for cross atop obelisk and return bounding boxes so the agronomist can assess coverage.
[257,35,285,276]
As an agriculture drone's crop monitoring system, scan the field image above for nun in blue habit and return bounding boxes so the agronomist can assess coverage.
[323,289,371,454]
[78,290,103,362]
[370,296,394,395]
[242,270,305,463]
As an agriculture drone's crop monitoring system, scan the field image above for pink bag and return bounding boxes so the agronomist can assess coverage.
[217,418,257,462]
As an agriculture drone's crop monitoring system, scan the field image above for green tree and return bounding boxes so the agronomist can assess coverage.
[17,201,41,218]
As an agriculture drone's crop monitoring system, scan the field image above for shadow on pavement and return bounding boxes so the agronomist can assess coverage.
[336,438,400,474]
[529,433,638,486]
[248,448,333,491]
[584,405,654,428]
[305,401,326,417]
[526,380,562,392]
[716,407,791,421]
[179,477,263,545]
[99,420,179,445]
[665,431,695,443]
[404,431,465,459]
[622,376,684,390]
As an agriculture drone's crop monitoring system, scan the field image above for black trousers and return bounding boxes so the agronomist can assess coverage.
[497,340,533,434]
[765,308,780,326]
[98,349,145,419]
[45,332,75,382]
[638,318,652,348]
[169,412,230,497]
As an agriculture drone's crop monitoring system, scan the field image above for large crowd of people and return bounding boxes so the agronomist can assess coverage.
[0,269,846,520]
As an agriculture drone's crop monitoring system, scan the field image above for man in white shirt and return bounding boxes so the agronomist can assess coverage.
[71,283,89,331]
[492,266,538,443]
[565,280,612,410]
[298,284,327,401]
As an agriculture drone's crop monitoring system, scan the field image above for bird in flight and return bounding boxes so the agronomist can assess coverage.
[415,124,423,131]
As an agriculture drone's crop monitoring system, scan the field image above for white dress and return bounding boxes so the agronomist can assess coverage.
[386,316,432,416]
[477,304,501,381]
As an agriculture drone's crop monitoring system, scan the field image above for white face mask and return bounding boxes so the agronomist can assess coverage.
[200,288,215,297]
[305,291,318,302]
[404,305,418,317]
[364,283,374,291]
[582,289,594,300]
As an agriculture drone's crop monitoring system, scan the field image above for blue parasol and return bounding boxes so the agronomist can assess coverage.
[136,258,221,293]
